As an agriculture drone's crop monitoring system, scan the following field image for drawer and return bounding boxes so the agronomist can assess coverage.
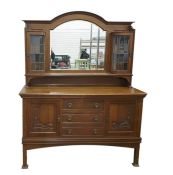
[61,127,104,136]
[62,113,104,123]
[63,99,104,109]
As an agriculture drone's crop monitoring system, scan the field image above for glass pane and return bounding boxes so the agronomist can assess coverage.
[31,62,44,71]
[112,35,129,71]
[30,35,44,71]
[50,20,106,70]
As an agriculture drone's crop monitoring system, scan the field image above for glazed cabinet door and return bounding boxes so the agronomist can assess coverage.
[25,99,60,137]
[26,32,45,73]
[111,32,134,73]
[106,100,137,136]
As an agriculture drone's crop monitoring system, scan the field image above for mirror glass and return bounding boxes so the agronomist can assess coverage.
[50,20,106,70]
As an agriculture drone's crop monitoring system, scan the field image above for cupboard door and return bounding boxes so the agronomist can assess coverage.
[27,99,60,137]
[107,102,136,135]
[26,32,45,72]
[111,32,134,73]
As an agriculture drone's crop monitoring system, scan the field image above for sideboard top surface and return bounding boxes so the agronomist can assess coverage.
[20,86,146,97]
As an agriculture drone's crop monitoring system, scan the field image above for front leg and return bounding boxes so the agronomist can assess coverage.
[132,144,140,167]
[22,145,28,169]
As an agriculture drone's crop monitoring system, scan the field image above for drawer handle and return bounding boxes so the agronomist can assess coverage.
[93,116,99,122]
[67,102,72,108]
[93,129,97,135]
[57,116,61,123]
[94,102,100,108]
[67,129,72,135]
[67,115,72,121]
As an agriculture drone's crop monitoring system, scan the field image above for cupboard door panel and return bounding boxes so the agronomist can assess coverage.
[27,99,60,136]
[107,102,136,135]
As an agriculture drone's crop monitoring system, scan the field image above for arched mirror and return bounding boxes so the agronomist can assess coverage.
[50,20,106,70]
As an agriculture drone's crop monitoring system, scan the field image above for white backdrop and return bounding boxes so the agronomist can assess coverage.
[0,0,173,174]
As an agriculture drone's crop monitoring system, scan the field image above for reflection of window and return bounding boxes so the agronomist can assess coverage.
[30,35,44,71]
[50,20,106,70]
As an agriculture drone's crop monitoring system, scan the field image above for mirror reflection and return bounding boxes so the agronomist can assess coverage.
[50,20,106,70]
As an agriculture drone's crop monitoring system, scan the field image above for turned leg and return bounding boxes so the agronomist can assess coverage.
[132,145,140,167]
[22,145,28,169]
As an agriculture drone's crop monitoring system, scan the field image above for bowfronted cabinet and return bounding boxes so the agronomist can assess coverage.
[20,11,146,169]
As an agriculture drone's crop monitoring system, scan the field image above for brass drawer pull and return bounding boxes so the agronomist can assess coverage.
[57,116,61,123]
[67,129,72,135]
[94,102,99,108]
[93,116,99,122]
[93,129,97,135]
[67,102,73,108]
[67,115,72,121]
